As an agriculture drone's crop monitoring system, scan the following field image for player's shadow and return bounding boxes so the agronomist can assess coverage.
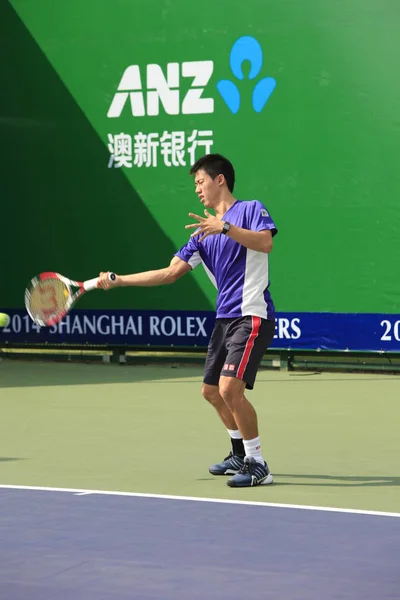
[195,474,400,486]
[0,457,26,462]
[275,474,400,487]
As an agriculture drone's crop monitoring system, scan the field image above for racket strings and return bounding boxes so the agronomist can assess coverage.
[27,279,70,322]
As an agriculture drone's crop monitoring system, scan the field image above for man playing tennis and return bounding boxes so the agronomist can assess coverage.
[98,154,278,487]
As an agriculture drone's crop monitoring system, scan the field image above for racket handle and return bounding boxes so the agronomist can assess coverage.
[83,272,116,292]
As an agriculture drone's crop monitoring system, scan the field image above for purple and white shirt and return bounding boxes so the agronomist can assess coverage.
[175,200,278,320]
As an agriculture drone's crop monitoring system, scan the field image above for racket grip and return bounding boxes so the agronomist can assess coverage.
[83,273,116,292]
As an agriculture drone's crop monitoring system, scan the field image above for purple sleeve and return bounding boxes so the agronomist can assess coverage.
[174,236,202,269]
[248,200,278,236]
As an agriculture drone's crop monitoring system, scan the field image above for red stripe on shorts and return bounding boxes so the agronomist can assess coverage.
[237,316,261,380]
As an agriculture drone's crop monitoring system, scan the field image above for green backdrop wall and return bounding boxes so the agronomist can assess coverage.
[2,0,400,316]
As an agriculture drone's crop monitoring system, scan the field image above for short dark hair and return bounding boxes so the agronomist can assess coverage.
[189,153,235,193]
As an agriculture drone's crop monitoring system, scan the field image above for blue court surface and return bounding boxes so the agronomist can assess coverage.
[0,487,399,600]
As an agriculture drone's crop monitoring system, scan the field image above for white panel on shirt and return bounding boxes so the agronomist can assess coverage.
[188,251,218,290]
[188,251,202,269]
[241,249,269,318]
[202,261,218,289]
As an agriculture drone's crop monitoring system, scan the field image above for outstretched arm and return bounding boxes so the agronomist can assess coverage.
[97,256,191,290]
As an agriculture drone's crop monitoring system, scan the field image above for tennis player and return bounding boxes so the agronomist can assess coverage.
[98,154,278,487]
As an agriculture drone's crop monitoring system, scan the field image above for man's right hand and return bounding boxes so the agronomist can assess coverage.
[98,271,120,290]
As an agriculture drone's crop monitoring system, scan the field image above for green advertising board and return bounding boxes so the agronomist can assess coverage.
[2,0,400,325]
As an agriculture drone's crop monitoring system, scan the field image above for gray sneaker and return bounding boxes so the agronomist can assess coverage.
[209,451,245,476]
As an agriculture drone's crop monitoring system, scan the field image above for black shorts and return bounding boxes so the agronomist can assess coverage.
[203,316,275,390]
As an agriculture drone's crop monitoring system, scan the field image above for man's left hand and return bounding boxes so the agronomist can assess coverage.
[185,210,224,242]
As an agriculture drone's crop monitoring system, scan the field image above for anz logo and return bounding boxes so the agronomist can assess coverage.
[107,36,276,118]
[217,36,276,114]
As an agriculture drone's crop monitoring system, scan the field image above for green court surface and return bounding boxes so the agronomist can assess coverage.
[0,360,399,513]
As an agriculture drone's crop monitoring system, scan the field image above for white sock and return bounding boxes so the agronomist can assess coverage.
[243,436,264,465]
[227,429,242,440]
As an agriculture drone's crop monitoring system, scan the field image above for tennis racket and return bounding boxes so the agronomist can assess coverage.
[25,271,116,327]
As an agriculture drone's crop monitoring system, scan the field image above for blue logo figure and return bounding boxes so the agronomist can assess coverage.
[217,36,276,114]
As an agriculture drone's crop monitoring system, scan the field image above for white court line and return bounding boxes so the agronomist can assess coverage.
[0,484,399,519]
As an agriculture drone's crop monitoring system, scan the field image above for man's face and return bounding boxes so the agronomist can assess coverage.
[193,169,222,209]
